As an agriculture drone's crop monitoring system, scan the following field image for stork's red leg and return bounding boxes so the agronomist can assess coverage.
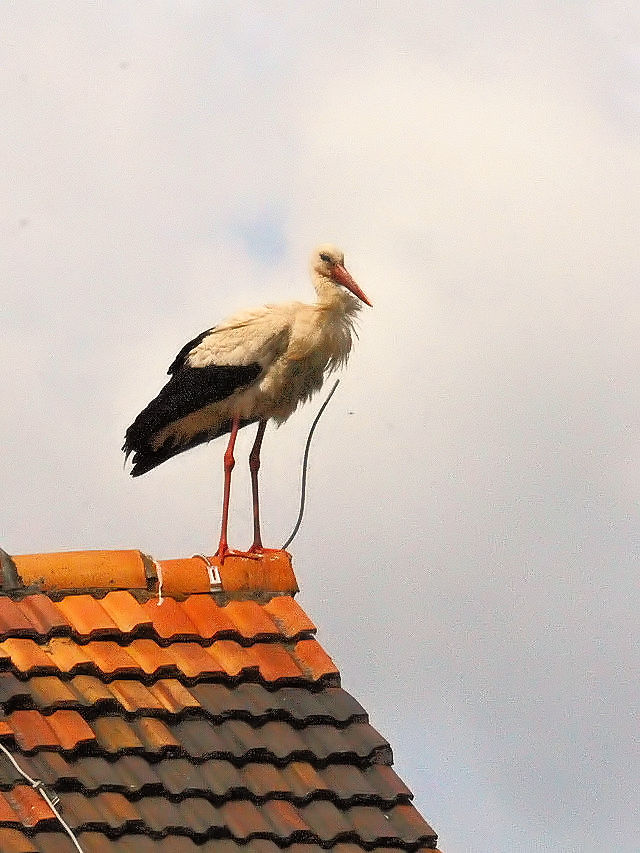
[216,417,240,562]
[248,419,267,553]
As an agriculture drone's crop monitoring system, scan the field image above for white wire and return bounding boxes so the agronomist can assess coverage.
[154,558,164,605]
[0,741,85,852]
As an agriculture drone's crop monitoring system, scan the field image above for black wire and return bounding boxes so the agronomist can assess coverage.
[283,379,341,549]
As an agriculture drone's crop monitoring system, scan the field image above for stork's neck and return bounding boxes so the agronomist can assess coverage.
[313,275,362,319]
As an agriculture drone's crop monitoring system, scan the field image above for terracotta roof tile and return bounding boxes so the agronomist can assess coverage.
[0,752,413,806]
[141,597,201,640]
[108,679,165,714]
[6,711,56,751]
[0,673,31,710]
[282,760,325,800]
[0,599,36,635]
[44,637,92,673]
[46,709,95,750]
[153,551,298,597]
[121,639,176,677]
[68,674,115,708]
[12,550,148,592]
[0,592,317,647]
[26,676,77,710]
[198,550,298,596]
[0,636,339,684]
[248,640,305,681]
[135,717,181,754]
[365,764,413,801]
[84,640,141,677]
[171,640,227,679]
[222,798,272,837]
[0,827,38,852]
[206,639,256,678]
[180,593,237,636]
[292,637,340,681]
[1,639,51,673]
[0,789,22,821]
[0,548,438,851]
[154,557,213,597]
[18,594,71,636]
[6,709,94,752]
[265,797,310,837]
[54,594,119,638]
[263,594,316,637]
[5,784,56,827]
[350,804,400,843]
[223,599,281,639]
[301,798,353,839]
[99,590,154,633]
[148,678,202,714]
[21,838,444,853]
[91,716,144,753]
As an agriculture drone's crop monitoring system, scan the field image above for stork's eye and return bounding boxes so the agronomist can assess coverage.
[319,252,332,263]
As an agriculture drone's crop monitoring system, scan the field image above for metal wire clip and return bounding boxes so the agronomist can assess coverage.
[192,554,223,590]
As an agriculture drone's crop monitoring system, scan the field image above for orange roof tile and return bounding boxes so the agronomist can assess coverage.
[54,593,120,637]
[46,709,95,750]
[180,593,238,636]
[0,547,438,851]
[108,679,165,714]
[293,637,340,681]
[248,641,305,682]
[0,599,34,634]
[27,676,77,708]
[12,549,148,591]
[122,639,177,677]
[0,639,51,673]
[149,678,201,714]
[6,785,55,827]
[84,641,141,677]
[223,599,281,638]
[44,637,92,672]
[13,594,70,635]
[263,594,317,637]
[68,674,114,706]
[99,589,153,633]
[141,597,201,640]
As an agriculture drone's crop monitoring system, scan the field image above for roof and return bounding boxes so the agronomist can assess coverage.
[0,547,440,853]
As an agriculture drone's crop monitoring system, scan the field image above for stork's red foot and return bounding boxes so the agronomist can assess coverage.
[247,537,263,555]
[214,543,272,563]
[246,544,285,558]
[215,541,233,565]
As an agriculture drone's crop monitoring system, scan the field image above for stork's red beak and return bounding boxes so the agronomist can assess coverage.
[331,263,372,307]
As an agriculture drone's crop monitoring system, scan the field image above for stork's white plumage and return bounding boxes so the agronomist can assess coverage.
[124,244,371,559]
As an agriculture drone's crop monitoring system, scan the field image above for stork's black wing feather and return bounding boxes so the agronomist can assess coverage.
[167,327,215,375]
[123,362,262,475]
[125,414,257,476]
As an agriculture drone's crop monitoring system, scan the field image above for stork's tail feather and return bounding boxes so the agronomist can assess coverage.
[123,416,257,477]
[123,422,220,477]
[124,439,202,477]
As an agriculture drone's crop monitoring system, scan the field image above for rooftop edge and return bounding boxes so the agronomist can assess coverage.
[0,548,298,600]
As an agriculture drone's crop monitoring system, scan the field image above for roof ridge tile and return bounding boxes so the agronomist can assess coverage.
[4,549,299,599]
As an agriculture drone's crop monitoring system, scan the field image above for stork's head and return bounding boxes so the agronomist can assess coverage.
[311,244,372,307]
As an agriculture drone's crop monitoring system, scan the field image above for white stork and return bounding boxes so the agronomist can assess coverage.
[124,244,371,559]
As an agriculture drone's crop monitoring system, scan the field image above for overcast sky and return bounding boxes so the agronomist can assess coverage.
[1,3,638,850]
